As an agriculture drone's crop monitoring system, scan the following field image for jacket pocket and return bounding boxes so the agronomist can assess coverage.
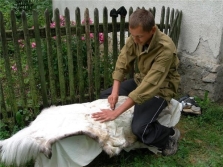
[144,64,165,85]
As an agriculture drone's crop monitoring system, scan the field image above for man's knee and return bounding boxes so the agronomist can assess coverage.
[131,121,151,138]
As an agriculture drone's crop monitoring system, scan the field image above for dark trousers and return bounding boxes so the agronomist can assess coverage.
[100,79,171,149]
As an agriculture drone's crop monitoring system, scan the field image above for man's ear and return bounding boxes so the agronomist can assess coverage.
[151,26,156,34]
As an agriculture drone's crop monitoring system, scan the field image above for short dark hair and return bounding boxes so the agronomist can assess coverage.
[129,9,155,32]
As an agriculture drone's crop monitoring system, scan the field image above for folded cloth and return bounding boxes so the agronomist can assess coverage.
[0,96,182,167]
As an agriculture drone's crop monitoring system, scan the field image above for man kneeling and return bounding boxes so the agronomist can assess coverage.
[92,8,181,156]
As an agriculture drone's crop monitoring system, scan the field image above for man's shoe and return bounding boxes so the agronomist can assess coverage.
[162,128,180,156]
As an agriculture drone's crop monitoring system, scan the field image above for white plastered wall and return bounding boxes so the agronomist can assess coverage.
[52,0,223,63]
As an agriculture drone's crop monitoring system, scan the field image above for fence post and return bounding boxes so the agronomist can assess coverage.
[33,10,48,107]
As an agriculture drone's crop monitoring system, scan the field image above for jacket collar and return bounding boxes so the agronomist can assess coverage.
[143,25,160,53]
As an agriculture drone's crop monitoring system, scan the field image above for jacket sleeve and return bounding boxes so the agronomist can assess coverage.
[112,37,136,81]
[128,50,174,104]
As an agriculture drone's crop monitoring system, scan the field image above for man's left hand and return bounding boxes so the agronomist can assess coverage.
[92,109,118,123]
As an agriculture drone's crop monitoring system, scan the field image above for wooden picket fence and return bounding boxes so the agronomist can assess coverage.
[0,6,182,127]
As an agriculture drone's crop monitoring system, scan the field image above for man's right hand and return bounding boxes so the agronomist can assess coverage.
[108,94,118,110]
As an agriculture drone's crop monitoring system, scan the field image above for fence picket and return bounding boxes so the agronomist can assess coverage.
[128,7,133,37]
[33,10,48,107]
[84,8,93,101]
[94,8,100,99]
[174,10,179,46]
[44,9,57,105]
[111,10,118,68]
[120,12,125,49]
[65,8,75,103]
[128,7,134,78]
[170,8,175,32]
[170,10,179,46]
[0,80,7,123]
[176,10,182,48]
[149,7,156,18]
[0,11,17,122]
[10,10,27,108]
[75,7,84,102]
[21,11,39,114]
[102,7,109,89]
[160,6,165,32]
[164,7,170,35]
[153,7,156,18]
[55,8,66,104]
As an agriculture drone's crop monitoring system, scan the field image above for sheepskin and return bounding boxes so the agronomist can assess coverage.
[0,96,182,166]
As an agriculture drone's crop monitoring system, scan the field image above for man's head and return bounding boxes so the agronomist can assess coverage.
[129,9,156,45]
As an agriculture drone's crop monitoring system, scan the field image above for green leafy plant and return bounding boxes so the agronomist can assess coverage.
[0,122,10,139]
[16,109,34,128]
[194,90,210,110]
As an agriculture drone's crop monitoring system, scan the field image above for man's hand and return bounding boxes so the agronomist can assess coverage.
[92,97,135,123]
[91,109,119,123]
[108,94,118,110]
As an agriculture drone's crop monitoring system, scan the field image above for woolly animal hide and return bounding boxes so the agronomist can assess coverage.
[0,96,181,166]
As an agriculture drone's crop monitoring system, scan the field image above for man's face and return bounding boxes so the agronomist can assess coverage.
[129,25,155,46]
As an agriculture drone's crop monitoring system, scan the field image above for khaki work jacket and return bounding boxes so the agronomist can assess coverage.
[112,26,180,104]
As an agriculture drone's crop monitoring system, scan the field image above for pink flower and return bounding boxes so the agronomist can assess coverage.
[11,64,17,72]
[31,42,36,48]
[50,17,75,27]
[99,33,104,43]
[60,15,65,26]
[60,15,65,22]
[18,39,25,47]
[81,36,85,40]
[50,22,56,28]
[90,33,94,38]
[18,39,23,43]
